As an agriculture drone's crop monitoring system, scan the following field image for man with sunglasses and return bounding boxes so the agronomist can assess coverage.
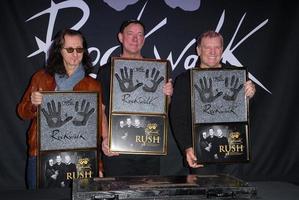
[17,28,108,189]
[97,20,174,177]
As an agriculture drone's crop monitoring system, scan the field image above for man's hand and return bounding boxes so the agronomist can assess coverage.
[185,147,204,168]
[163,79,173,96]
[102,137,119,157]
[244,80,256,99]
[31,87,43,106]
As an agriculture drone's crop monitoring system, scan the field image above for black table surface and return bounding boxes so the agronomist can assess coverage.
[1,181,299,200]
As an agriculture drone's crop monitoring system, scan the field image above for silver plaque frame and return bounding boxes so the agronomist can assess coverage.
[111,57,169,115]
[191,68,248,124]
[38,92,99,151]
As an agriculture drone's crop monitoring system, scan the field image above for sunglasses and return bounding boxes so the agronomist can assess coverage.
[63,47,84,53]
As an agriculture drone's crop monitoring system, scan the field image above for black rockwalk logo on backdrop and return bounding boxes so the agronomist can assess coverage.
[26,1,269,93]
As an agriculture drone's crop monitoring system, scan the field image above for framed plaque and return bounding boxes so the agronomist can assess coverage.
[37,92,100,188]
[191,68,248,123]
[193,123,250,164]
[109,114,167,155]
[38,150,98,188]
[191,67,251,164]
[109,57,169,155]
[38,92,99,150]
[111,57,169,114]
